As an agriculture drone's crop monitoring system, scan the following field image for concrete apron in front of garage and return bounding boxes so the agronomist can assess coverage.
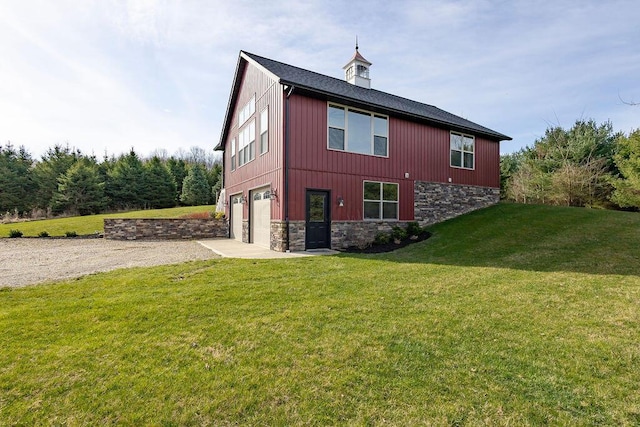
[197,239,337,259]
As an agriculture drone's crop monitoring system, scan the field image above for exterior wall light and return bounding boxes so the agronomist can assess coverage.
[337,196,344,207]
[269,188,278,200]
[240,195,247,204]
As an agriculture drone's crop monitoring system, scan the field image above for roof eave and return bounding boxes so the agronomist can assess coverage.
[215,56,247,151]
[215,51,283,151]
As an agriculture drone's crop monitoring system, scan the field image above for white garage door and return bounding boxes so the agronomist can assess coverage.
[230,195,243,241]
[251,187,271,248]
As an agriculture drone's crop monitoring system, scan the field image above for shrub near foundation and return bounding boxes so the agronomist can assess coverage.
[405,221,422,237]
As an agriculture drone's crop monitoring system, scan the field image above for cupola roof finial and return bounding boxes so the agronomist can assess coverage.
[344,37,371,88]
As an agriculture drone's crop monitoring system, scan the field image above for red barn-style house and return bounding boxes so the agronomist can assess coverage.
[215,48,511,251]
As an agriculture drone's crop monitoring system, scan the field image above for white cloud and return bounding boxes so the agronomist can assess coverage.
[0,0,638,158]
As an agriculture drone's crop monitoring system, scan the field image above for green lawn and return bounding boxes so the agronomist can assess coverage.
[1,203,639,425]
[0,205,216,237]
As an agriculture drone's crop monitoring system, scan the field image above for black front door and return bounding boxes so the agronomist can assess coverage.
[305,190,330,249]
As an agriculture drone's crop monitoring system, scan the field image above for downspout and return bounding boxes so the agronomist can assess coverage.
[284,84,295,252]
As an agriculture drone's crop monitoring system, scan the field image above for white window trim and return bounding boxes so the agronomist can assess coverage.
[363,180,399,221]
[450,131,475,170]
[238,119,256,167]
[230,138,236,171]
[238,94,256,128]
[327,102,389,158]
[259,107,268,155]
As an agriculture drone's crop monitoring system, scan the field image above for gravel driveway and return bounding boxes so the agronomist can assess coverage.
[0,239,220,288]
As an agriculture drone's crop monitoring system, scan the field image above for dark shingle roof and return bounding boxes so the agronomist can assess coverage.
[242,51,511,142]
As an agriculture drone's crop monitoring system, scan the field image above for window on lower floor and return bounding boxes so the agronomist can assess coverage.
[450,131,474,169]
[363,181,398,220]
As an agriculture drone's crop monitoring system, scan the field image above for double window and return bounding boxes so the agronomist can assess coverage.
[238,95,255,127]
[232,95,264,169]
[450,132,474,169]
[363,181,398,220]
[238,120,255,166]
[328,104,388,157]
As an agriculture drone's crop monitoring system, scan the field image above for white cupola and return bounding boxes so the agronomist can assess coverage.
[343,39,371,89]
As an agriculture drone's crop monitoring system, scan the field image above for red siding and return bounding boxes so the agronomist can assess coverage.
[286,95,500,221]
[223,62,285,220]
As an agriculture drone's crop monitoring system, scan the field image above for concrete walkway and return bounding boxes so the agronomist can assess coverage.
[197,239,338,259]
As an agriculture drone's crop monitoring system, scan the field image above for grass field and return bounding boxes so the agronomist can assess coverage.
[0,205,216,237]
[1,203,639,425]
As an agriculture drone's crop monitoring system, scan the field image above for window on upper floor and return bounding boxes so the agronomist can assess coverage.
[230,138,236,171]
[260,108,268,155]
[328,104,388,157]
[363,181,398,220]
[238,119,255,167]
[450,131,475,169]
[238,95,255,127]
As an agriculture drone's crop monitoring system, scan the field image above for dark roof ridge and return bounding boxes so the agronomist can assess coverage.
[238,50,511,142]
[242,50,361,89]
[243,50,438,106]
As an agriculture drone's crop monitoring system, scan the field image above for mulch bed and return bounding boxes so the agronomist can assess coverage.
[341,231,432,254]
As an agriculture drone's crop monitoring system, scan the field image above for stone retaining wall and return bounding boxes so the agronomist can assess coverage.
[414,181,499,226]
[104,218,228,240]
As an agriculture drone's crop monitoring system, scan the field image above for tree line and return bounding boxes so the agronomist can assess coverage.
[501,120,640,210]
[0,144,222,218]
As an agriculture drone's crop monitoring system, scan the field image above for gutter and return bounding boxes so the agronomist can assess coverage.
[284,84,294,252]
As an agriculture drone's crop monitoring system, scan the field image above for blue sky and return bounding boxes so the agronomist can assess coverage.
[1,0,638,159]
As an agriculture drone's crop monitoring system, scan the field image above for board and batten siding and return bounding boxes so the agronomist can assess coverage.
[223,61,285,221]
[286,94,500,222]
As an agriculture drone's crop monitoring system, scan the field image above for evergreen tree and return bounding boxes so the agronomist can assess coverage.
[210,163,223,202]
[33,144,80,210]
[51,160,106,215]
[180,164,211,206]
[143,156,177,208]
[0,143,36,214]
[167,157,188,204]
[105,149,145,210]
[612,129,640,209]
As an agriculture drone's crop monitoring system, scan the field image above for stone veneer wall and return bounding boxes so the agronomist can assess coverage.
[104,218,228,240]
[242,220,249,243]
[270,221,305,252]
[270,222,286,251]
[331,221,401,250]
[414,181,499,226]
